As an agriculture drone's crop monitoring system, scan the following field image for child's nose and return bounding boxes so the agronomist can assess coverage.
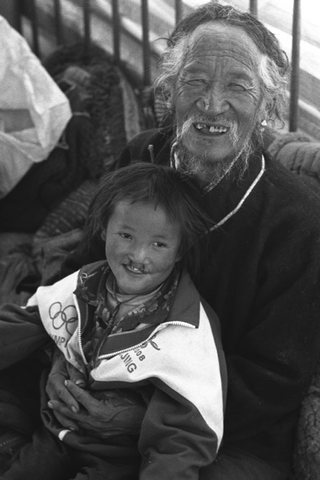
[129,244,149,264]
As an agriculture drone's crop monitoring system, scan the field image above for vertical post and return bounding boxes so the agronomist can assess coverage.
[54,0,64,45]
[112,0,120,62]
[0,0,22,32]
[29,0,40,57]
[249,0,258,17]
[83,0,91,52]
[141,0,151,86]
[175,0,182,25]
[289,0,301,132]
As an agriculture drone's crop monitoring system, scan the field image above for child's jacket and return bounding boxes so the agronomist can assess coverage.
[0,260,227,480]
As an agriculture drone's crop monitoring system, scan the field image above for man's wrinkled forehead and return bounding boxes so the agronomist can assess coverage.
[185,22,262,71]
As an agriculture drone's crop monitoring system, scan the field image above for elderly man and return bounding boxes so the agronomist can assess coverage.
[3,2,320,480]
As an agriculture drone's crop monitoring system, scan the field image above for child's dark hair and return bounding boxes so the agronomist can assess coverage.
[84,163,211,276]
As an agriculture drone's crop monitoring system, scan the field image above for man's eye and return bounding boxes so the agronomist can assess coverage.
[228,83,247,91]
[184,78,207,87]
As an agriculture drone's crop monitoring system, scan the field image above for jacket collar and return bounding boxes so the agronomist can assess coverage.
[75,261,196,332]
[205,154,265,231]
[76,262,200,358]
[96,269,201,358]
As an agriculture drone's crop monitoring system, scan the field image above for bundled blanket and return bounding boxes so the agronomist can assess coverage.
[266,130,320,199]
[0,42,142,302]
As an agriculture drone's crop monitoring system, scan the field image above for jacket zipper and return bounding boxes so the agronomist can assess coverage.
[73,293,89,366]
[75,293,196,367]
[95,320,195,361]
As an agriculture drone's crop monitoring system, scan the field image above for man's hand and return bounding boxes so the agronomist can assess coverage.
[48,380,146,438]
[45,347,87,431]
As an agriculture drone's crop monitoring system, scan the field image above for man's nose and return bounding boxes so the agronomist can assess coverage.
[196,86,229,116]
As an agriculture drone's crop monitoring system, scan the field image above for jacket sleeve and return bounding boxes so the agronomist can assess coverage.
[0,303,51,370]
[138,386,219,480]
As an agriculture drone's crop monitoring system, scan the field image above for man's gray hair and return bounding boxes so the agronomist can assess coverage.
[155,2,290,128]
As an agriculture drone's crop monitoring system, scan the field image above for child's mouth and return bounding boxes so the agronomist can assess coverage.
[125,263,146,275]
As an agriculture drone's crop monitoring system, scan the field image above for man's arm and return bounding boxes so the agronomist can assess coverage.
[216,190,320,467]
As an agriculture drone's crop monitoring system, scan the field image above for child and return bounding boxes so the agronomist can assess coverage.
[0,163,227,480]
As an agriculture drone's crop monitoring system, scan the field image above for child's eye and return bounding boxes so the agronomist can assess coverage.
[119,232,132,240]
[154,241,167,248]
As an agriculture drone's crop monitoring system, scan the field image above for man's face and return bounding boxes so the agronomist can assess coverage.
[174,22,262,170]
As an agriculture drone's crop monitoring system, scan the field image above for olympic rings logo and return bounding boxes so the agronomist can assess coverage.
[49,302,78,336]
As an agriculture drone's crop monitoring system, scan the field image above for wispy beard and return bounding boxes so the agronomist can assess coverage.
[173,115,255,187]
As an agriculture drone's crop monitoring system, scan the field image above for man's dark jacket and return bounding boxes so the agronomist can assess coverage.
[65,128,320,475]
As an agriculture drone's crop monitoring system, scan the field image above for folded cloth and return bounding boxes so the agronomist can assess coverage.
[0,430,28,454]
[0,430,28,475]
[266,131,311,160]
[293,361,320,479]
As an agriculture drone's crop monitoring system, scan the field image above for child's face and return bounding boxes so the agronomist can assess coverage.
[103,199,182,295]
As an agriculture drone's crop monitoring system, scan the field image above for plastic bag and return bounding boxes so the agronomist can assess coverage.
[0,16,72,198]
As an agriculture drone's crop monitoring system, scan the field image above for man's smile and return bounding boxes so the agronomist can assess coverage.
[194,123,229,135]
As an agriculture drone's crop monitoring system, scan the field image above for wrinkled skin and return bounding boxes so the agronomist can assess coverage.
[46,349,147,437]
[174,22,262,169]
[46,348,96,433]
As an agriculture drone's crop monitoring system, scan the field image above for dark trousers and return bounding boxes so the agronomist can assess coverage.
[200,446,288,480]
[2,432,288,480]
[0,355,140,480]
[1,424,140,480]
[0,356,288,480]
[2,431,289,480]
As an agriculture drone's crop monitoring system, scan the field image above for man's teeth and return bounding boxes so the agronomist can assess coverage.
[195,123,228,133]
